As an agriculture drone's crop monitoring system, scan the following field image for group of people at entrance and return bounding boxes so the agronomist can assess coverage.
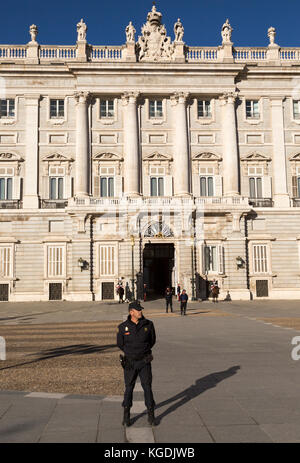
[165,285,188,315]
[116,279,220,307]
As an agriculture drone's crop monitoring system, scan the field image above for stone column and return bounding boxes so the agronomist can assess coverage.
[220,92,239,196]
[23,94,40,208]
[171,92,190,197]
[75,92,90,198]
[270,98,289,207]
[122,92,140,197]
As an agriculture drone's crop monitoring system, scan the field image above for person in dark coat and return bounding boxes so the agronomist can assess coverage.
[117,284,125,303]
[165,287,173,313]
[117,300,156,427]
[179,289,188,315]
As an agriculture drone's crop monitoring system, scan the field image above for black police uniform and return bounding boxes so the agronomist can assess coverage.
[117,307,156,412]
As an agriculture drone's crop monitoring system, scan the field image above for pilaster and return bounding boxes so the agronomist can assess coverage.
[23,94,40,209]
[171,92,190,197]
[122,92,140,197]
[74,92,90,198]
[220,91,239,197]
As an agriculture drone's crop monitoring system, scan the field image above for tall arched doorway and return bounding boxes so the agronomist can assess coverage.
[143,243,174,299]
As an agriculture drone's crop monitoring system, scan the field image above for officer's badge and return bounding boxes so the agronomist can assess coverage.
[144,327,148,332]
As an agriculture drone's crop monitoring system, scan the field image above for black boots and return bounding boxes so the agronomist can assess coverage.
[147,408,156,426]
[122,407,131,426]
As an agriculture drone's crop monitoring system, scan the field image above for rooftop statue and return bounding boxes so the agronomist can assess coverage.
[174,18,184,42]
[77,18,87,42]
[268,26,276,45]
[125,21,136,43]
[221,18,233,44]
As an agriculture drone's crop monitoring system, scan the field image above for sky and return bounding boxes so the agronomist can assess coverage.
[1,0,300,48]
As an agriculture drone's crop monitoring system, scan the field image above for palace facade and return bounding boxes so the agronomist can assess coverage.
[0,6,300,301]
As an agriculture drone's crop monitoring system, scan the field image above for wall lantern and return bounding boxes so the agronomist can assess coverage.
[236,256,245,269]
[78,257,89,271]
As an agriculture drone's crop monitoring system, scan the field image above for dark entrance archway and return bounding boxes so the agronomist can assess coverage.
[143,243,174,299]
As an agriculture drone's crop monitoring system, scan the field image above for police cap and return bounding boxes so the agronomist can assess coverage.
[128,300,144,312]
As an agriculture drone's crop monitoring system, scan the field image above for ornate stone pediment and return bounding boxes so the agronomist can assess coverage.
[0,152,24,162]
[93,152,123,161]
[42,153,74,162]
[241,152,271,162]
[192,152,221,161]
[289,152,300,161]
[137,5,174,62]
[143,151,172,161]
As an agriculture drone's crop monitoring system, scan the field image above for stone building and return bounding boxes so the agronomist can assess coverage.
[0,6,300,301]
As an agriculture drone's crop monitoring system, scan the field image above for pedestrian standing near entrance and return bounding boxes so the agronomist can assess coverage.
[177,283,181,301]
[211,282,219,303]
[179,289,188,315]
[117,284,125,303]
[165,287,173,313]
[117,301,156,427]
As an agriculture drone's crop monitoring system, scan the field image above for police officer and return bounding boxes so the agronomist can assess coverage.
[117,300,156,427]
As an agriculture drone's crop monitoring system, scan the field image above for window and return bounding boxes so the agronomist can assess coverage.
[49,167,65,200]
[253,244,268,273]
[248,166,263,198]
[0,178,12,200]
[199,167,214,196]
[99,167,114,197]
[198,100,211,118]
[50,99,64,118]
[47,246,64,277]
[203,244,224,274]
[0,99,15,118]
[100,99,114,118]
[0,246,11,277]
[150,177,164,196]
[150,166,165,196]
[246,100,260,119]
[149,100,163,118]
[99,245,115,276]
[293,101,300,120]
[0,167,13,200]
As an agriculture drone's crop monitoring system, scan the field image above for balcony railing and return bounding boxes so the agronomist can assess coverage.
[249,198,274,208]
[292,198,300,207]
[40,200,68,209]
[0,200,22,209]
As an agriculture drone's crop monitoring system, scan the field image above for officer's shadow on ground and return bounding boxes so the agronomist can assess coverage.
[131,365,240,426]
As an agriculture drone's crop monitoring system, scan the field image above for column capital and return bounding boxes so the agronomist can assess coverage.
[219,90,238,105]
[74,91,91,104]
[170,92,190,106]
[121,91,140,105]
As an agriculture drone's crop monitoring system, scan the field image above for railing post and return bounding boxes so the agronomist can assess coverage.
[26,25,39,64]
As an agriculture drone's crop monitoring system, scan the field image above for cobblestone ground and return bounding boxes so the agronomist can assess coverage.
[0,321,124,396]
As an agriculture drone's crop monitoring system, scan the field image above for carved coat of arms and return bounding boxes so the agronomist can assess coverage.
[137,6,174,62]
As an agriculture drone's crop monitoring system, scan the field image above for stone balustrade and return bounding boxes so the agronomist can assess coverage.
[39,45,76,60]
[1,42,300,64]
[186,47,218,62]
[89,45,123,61]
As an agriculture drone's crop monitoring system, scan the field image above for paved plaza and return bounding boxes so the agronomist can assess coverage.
[0,299,300,442]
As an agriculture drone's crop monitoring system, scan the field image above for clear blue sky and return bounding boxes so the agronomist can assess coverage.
[1,0,300,47]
